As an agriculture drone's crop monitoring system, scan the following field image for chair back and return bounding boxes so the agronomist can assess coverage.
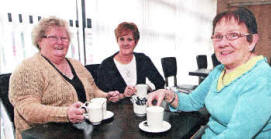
[85,64,100,83]
[161,57,177,87]
[196,55,208,69]
[0,73,14,123]
[211,53,221,68]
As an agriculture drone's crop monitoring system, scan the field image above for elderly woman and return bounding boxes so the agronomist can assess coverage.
[147,7,271,138]
[97,22,165,99]
[9,17,120,139]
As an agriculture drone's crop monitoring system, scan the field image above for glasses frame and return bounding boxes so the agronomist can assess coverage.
[211,32,252,41]
[43,35,69,42]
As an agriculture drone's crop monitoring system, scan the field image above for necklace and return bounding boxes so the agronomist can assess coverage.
[125,69,131,78]
[57,61,73,79]
[42,55,74,79]
[63,64,74,79]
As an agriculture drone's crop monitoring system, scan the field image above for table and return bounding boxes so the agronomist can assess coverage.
[189,69,212,78]
[22,99,207,139]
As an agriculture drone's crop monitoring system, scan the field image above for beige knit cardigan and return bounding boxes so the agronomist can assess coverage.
[9,53,105,139]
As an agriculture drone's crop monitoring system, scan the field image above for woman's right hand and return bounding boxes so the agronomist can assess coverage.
[67,102,85,123]
[147,89,177,107]
[147,89,167,106]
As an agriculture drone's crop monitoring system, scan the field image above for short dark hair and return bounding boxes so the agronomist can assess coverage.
[212,7,257,43]
[114,22,140,42]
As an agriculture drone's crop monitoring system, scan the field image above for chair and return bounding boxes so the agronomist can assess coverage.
[161,57,177,87]
[161,57,196,93]
[0,73,15,138]
[0,73,14,123]
[196,55,208,83]
[196,55,207,69]
[85,64,100,84]
[211,53,221,68]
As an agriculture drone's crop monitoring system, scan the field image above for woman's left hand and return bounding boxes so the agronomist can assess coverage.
[107,91,120,102]
[123,86,136,97]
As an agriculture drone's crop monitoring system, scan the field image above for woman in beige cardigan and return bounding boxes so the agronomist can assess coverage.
[9,17,120,139]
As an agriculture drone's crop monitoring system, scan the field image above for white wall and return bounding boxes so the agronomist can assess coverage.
[85,0,217,85]
[0,0,217,85]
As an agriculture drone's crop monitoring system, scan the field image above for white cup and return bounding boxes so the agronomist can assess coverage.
[90,98,107,119]
[82,102,103,125]
[135,84,148,98]
[133,103,147,117]
[131,95,147,117]
[81,98,107,125]
[146,106,164,130]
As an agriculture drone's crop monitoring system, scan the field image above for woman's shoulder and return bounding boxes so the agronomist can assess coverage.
[206,64,224,79]
[67,58,83,66]
[250,58,271,78]
[100,53,117,65]
[134,52,151,61]
[11,54,44,79]
[15,53,43,71]
[134,52,148,57]
[66,58,87,72]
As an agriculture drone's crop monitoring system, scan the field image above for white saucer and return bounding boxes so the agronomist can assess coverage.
[103,111,114,120]
[139,120,171,133]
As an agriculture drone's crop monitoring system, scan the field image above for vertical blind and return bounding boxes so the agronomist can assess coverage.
[0,0,216,84]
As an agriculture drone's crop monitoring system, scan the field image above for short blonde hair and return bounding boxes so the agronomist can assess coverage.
[32,16,71,49]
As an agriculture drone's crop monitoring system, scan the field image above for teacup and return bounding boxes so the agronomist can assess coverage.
[135,84,148,98]
[131,95,147,117]
[146,106,164,130]
[81,98,107,125]
[90,98,107,119]
[133,103,146,117]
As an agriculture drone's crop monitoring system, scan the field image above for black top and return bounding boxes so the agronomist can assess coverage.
[42,56,86,102]
[96,52,165,93]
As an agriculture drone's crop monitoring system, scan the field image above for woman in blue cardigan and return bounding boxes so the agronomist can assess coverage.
[147,7,271,138]
[97,22,165,100]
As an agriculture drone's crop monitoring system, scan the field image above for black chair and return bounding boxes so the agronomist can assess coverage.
[0,73,14,123]
[196,55,208,83]
[211,53,221,68]
[85,64,100,84]
[161,57,196,93]
[161,57,177,87]
[196,55,208,69]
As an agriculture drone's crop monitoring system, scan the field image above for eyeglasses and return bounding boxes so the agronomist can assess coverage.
[43,35,69,42]
[211,32,252,41]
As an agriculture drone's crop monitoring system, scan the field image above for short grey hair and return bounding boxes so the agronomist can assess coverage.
[32,16,71,49]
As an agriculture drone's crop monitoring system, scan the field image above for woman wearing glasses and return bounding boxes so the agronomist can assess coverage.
[147,7,271,138]
[9,17,120,139]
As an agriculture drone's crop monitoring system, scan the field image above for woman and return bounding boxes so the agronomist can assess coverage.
[9,17,120,139]
[97,22,165,99]
[147,7,271,138]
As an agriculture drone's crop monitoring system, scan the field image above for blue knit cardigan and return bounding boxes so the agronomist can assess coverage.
[172,58,271,139]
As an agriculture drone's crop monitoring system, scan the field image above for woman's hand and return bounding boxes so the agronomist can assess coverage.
[107,91,120,102]
[67,102,85,123]
[123,86,136,97]
[147,89,166,106]
[147,89,177,107]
